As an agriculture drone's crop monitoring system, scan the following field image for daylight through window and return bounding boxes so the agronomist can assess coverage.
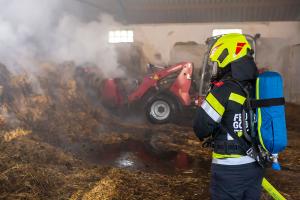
[212,29,242,36]
[109,30,134,43]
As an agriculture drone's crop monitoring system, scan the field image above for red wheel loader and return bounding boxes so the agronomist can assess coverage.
[79,34,259,124]
[101,62,199,124]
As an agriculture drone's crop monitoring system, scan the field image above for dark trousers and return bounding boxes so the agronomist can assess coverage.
[211,162,264,200]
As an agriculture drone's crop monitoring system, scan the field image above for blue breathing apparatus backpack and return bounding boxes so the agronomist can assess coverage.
[221,71,287,170]
[255,71,287,170]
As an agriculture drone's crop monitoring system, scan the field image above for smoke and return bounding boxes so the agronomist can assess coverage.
[0,0,124,77]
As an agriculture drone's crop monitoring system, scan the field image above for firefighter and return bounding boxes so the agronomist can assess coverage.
[193,33,264,200]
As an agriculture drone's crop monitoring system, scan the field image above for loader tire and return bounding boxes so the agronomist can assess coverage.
[146,95,177,124]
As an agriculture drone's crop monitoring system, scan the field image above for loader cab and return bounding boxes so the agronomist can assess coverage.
[198,33,260,97]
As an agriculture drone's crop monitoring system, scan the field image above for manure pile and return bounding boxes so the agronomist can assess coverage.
[0,63,299,200]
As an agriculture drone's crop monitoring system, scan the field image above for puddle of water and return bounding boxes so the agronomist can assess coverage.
[71,139,207,174]
[42,134,210,175]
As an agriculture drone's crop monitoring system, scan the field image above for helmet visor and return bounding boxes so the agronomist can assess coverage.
[211,61,218,77]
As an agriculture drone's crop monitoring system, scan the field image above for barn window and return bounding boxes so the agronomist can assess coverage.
[212,29,242,36]
[109,30,134,43]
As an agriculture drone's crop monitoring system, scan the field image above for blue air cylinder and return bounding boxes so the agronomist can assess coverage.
[256,72,287,171]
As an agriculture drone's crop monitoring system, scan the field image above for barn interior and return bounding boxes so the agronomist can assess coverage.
[0,0,299,199]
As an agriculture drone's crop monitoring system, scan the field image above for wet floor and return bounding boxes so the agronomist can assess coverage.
[80,140,195,174]
[62,138,210,175]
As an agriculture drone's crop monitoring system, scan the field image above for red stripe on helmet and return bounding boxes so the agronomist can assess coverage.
[235,42,246,55]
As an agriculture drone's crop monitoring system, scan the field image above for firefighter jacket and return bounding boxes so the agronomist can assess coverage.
[193,78,258,165]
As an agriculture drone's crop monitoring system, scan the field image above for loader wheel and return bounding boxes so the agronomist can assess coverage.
[146,96,177,124]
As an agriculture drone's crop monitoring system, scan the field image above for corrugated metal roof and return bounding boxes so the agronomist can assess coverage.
[83,0,300,24]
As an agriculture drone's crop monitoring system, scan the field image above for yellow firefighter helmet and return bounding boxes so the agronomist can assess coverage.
[209,33,252,68]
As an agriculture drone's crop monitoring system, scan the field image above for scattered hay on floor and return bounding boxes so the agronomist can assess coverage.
[3,128,32,142]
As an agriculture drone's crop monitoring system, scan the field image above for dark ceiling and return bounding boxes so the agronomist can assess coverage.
[80,0,300,24]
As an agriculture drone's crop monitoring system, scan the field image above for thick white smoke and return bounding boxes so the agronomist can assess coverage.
[0,0,124,77]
